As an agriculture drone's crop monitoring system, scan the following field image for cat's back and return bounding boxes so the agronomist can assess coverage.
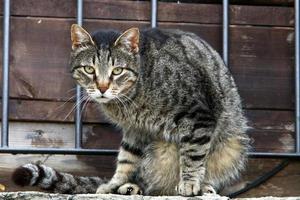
[139,28,226,82]
[141,28,197,41]
[140,28,219,68]
[140,28,199,50]
[138,28,238,116]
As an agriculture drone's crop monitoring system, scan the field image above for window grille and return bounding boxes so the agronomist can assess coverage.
[0,0,299,158]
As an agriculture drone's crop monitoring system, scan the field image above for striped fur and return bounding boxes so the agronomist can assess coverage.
[13,25,250,196]
[12,163,105,194]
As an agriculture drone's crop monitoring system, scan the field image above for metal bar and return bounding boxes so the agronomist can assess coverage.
[0,147,118,155]
[77,0,83,26]
[0,147,299,158]
[75,0,83,149]
[295,0,300,153]
[151,0,157,28]
[1,0,10,148]
[222,0,229,65]
[248,152,300,159]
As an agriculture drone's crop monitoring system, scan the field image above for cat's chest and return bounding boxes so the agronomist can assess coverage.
[102,102,168,136]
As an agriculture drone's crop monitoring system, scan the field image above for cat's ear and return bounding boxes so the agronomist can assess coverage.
[71,24,94,50]
[114,28,139,54]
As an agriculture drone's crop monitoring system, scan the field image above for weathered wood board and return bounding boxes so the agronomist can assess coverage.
[0,119,294,153]
[0,122,121,149]
[0,99,295,152]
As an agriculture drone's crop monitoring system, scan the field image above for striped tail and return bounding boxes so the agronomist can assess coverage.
[12,163,106,194]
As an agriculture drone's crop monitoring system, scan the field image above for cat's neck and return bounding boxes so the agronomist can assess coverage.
[101,95,137,124]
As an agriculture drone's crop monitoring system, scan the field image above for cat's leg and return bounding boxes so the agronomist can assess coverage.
[177,126,213,196]
[204,136,249,194]
[96,136,142,194]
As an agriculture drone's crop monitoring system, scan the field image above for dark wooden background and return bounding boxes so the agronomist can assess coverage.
[0,0,299,197]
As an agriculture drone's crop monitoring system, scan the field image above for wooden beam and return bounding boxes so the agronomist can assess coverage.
[0,120,295,156]
[4,99,108,123]
[1,100,295,131]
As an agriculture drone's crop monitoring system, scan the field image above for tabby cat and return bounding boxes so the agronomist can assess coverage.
[12,24,250,196]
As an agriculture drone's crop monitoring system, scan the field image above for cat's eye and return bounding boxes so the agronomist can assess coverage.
[84,66,95,74]
[112,67,123,75]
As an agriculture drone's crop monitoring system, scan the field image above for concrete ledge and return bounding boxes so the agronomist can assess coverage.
[0,192,299,200]
[0,192,228,200]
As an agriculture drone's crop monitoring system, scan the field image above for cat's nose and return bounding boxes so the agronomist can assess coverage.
[99,86,108,94]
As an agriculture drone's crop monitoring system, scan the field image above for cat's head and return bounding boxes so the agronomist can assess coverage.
[70,24,140,103]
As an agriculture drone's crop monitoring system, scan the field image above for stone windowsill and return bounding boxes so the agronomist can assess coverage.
[0,192,300,200]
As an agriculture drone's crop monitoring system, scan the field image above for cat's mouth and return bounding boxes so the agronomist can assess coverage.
[87,92,113,104]
[95,96,111,103]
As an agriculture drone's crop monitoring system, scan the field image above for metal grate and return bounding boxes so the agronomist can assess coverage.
[0,0,299,158]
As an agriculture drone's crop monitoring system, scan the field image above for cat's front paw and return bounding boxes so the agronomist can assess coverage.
[117,183,142,195]
[96,183,117,194]
[202,184,216,194]
[177,180,201,196]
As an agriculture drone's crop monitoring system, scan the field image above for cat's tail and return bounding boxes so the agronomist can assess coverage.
[12,163,106,194]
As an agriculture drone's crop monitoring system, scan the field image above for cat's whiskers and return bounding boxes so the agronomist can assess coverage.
[113,97,124,118]
[116,96,129,118]
[63,94,90,121]
[52,87,80,112]
[66,87,77,94]
[110,91,124,114]
[80,96,92,120]
[50,94,77,118]
[118,93,138,109]
[115,96,130,118]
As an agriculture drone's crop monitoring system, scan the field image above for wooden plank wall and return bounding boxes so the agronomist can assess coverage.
[0,0,299,197]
